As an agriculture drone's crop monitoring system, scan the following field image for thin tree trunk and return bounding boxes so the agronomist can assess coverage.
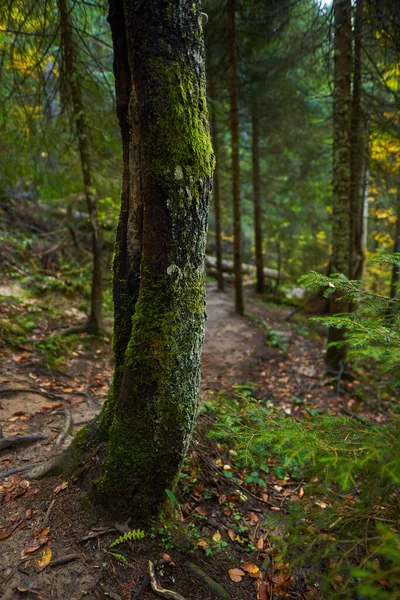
[58,0,102,334]
[209,75,224,292]
[251,99,264,294]
[390,188,400,298]
[326,0,352,372]
[349,0,365,281]
[227,0,244,315]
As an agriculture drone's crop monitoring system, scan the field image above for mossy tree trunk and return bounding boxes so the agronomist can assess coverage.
[326,0,352,372]
[49,0,214,522]
[390,188,400,299]
[251,99,264,294]
[227,0,244,315]
[58,0,103,334]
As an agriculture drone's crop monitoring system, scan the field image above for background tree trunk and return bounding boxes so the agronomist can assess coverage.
[251,99,264,294]
[227,0,244,315]
[56,0,214,522]
[390,188,400,298]
[209,75,224,292]
[349,0,366,281]
[58,0,103,333]
[326,0,352,372]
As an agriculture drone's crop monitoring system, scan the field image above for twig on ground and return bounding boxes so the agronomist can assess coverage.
[148,561,187,600]
[43,499,56,526]
[80,528,116,542]
[0,433,48,451]
[46,554,80,569]
[54,408,73,446]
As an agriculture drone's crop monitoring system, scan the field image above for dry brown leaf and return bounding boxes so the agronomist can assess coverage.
[53,481,68,495]
[256,538,264,551]
[228,568,245,583]
[228,528,236,541]
[298,487,305,499]
[196,540,208,550]
[0,527,12,540]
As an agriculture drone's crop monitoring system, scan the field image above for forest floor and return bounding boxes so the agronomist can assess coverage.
[0,280,396,600]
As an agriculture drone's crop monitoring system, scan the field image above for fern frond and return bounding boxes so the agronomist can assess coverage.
[109,528,145,548]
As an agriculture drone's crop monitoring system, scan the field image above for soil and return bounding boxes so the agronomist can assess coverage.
[0,282,395,600]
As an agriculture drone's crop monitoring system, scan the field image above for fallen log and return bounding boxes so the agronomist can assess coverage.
[205,255,282,280]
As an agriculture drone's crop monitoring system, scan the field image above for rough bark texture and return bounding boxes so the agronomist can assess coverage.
[209,75,224,292]
[251,100,264,294]
[58,0,214,521]
[349,0,366,281]
[390,188,400,299]
[227,0,244,315]
[326,0,352,371]
[58,0,103,333]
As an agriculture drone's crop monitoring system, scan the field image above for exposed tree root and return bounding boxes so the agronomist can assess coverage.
[148,561,187,600]
[0,465,37,480]
[0,433,48,451]
[25,453,67,480]
[0,388,63,400]
[184,561,230,600]
[55,408,73,447]
[60,315,99,337]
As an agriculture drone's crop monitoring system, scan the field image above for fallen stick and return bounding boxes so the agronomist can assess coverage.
[80,528,116,542]
[55,408,73,447]
[148,561,187,600]
[0,433,48,451]
[43,499,56,527]
[46,554,80,569]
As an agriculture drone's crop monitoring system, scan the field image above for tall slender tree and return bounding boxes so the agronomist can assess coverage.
[209,74,224,292]
[227,0,244,315]
[326,0,352,372]
[251,99,264,293]
[58,0,103,334]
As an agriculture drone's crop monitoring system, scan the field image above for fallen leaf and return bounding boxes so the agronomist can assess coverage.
[196,540,208,550]
[162,553,175,566]
[315,500,328,509]
[298,487,305,499]
[0,527,12,540]
[53,481,68,495]
[35,546,52,570]
[228,529,236,541]
[228,568,245,583]
[212,531,221,542]
[21,527,51,558]
[256,538,264,551]
[241,561,259,575]
[256,580,269,600]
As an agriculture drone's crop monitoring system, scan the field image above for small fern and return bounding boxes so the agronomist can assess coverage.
[109,528,145,548]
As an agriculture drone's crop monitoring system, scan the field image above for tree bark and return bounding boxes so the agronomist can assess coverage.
[326,0,352,372]
[390,188,400,299]
[58,0,102,334]
[251,99,264,294]
[40,0,214,522]
[227,0,244,315]
[209,75,224,292]
[349,0,366,281]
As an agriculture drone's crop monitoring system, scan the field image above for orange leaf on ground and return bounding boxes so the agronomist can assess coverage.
[256,581,269,600]
[196,540,208,550]
[35,546,52,570]
[53,481,69,495]
[228,568,245,583]
[228,529,236,541]
[21,527,51,558]
[241,561,259,574]
[256,538,264,550]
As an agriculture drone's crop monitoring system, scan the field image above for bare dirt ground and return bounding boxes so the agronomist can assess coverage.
[0,281,395,600]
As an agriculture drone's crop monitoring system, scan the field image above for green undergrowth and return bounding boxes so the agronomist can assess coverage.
[203,389,400,598]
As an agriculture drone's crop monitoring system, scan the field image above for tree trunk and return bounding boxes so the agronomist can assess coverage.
[349,0,366,281]
[227,0,244,315]
[209,75,224,292]
[58,0,102,334]
[390,188,400,298]
[251,99,264,294]
[35,0,214,523]
[326,0,352,372]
